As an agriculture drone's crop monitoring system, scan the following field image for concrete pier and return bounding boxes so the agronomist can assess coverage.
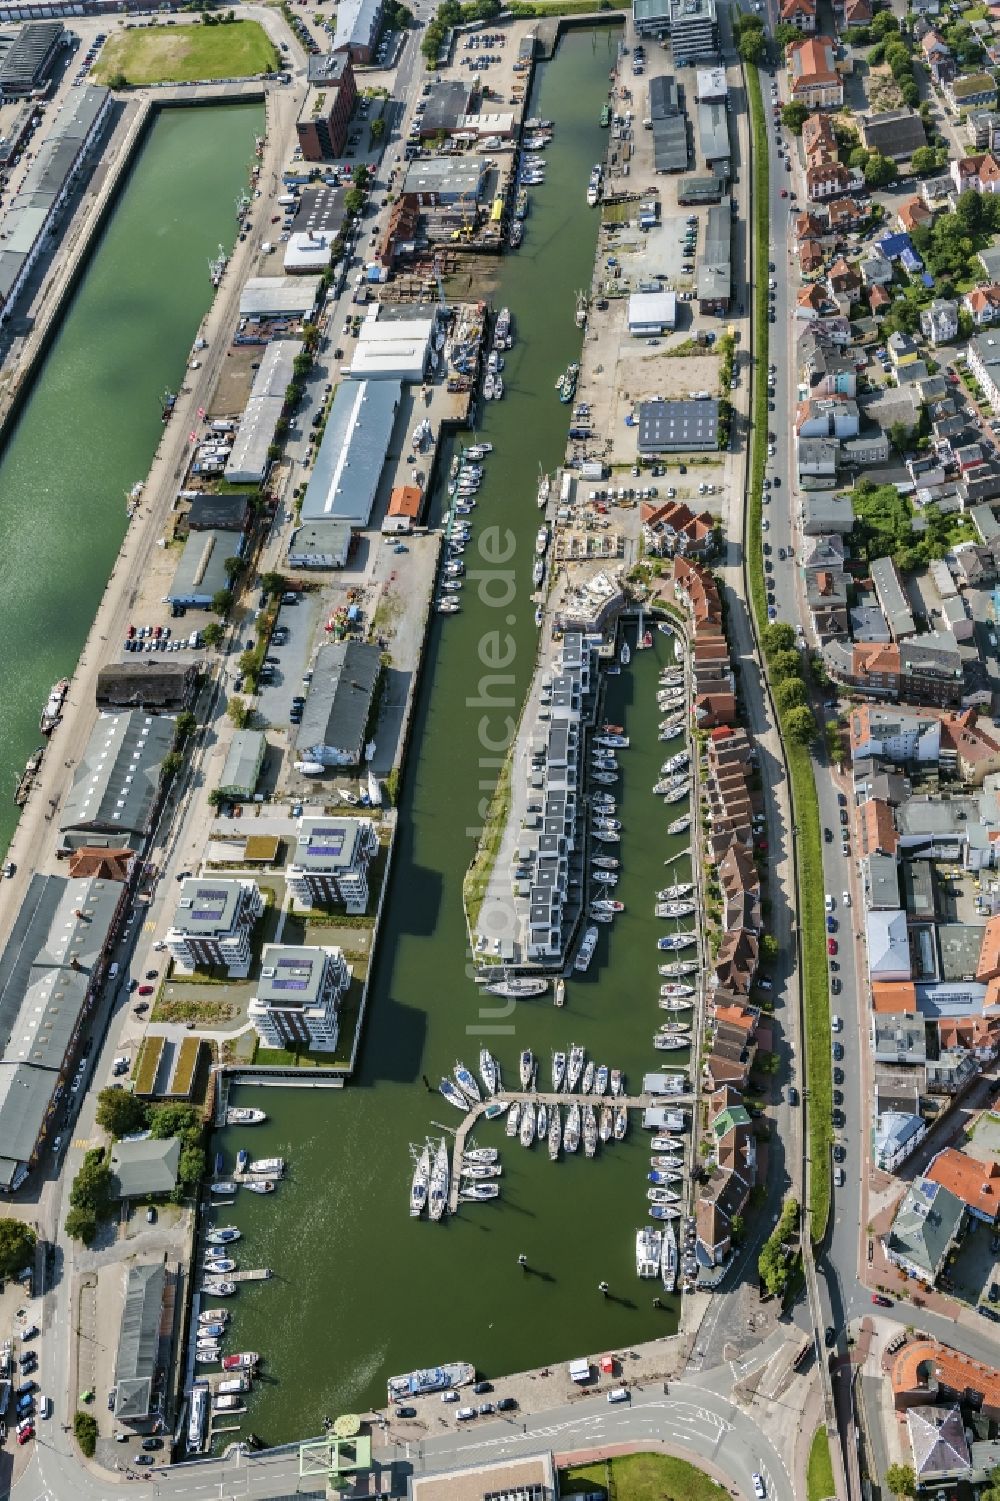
[448,1089,693,1211]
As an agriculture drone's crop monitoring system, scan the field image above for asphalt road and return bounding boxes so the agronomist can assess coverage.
[12,1377,793,1501]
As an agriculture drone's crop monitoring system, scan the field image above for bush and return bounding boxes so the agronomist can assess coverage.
[758,1196,800,1297]
[74,1410,99,1457]
[65,1206,98,1245]
[0,1219,35,1278]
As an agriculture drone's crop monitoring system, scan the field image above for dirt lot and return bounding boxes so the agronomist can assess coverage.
[209,342,261,419]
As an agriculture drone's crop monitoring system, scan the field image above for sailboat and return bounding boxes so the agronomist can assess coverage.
[479,1048,500,1097]
[409,1143,431,1217]
[519,1049,535,1090]
[428,1138,449,1222]
[520,1101,536,1147]
[548,1105,562,1160]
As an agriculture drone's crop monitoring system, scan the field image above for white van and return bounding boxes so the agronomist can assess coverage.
[607,1387,630,1404]
[109,962,120,979]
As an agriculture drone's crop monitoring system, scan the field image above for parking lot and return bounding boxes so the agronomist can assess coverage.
[251,591,321,748]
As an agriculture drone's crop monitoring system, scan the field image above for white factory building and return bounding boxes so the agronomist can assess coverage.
[345,307,435,382]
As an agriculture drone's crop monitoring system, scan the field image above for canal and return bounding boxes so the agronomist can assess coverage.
[211,25,700,1438]
[0,102,263,849]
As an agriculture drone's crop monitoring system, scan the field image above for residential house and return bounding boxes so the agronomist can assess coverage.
[897,195,934,233]
[806,159,851,200]
[882,1177,966,1284]
[869,284,891,316]
[248,944,350,1053]
[640,499,718,557]
[807,569,850,639]
[802,111,837,162]
[906,1407,970,1490]
[800,238,825,275]
[867,907,912,980]
[925,1146,1000,1224]
[964,284,1000,325]
[945,74,999,114]
[919,29,953,82]
[848,705,942,765]
[801,532,846,570]
[926,1047,979,1094]
[968,331,1000,415]
[889,1339,1000,1422]
[827,196,862,232]
[828,256,861,295]
[795,207,829,240]
[859,801,901,860]
[860,246,894,287]
[874,1111,929,1172]
[952,151,1000,193]
[786,36,843,108]
[842,0,871,21]
[779,0,816,29]
[887,330,920,369]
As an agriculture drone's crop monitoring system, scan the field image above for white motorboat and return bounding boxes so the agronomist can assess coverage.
[479,1048,500,1096]
[651,1135,684,1153]
[613,1103,628,1140]
[661,1222,678,1292]
[548,1105,562,1159]
[648,1187,681,1206]
[599,1104,613,1141]
[581,1059,595,1094]
[591,899,624,914]
[506,1101,521,1138]
[454,1061,481,1106]
[592,771,618,786]
[410,1143,431,1217]
[657,883,694,900]
[564,1101,581,1152]
[567,1044,585,1092]
[519,1049,535,1090]
[574,926,598,971]
[659,962,699,978]
[660,983,695,998]
[535,525,549,556]
[651,1155,684,1171]
[463,1147,498,1165]
[520,1102,536,1147]
[592,855,619,869]
[620,641,631,665]
[593,828,620,844]
[594,734,629,749]
[552,1050,567,1091]
[659,997,694,1013]
[594,1064,609,1095]
[226,1107,266,1126]
[199,1309,228,1325]
[592,870,618,885]
[206,1228,240,1246]
[460,1182,499,1201]
[462,1164,501,1180]
[656,901,696,919]
[211,1181,238,1196]
[610,1068,623,1097]
[243,1179,274,1195]
[428,1137,449,1222]
[636,1226,662,1278]
[667,814,692,836]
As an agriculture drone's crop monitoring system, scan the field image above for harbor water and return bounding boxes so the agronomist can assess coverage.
[0,103,263,847]
[208,26,702,1438]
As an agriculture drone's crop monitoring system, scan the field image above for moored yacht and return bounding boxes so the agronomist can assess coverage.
[410,1143,431,1217]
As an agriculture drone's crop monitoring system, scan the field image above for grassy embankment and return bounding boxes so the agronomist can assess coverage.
[93,21,278,86]
[744,64,831,1238]
[560,1453,729,1501]
[807,1426,837,1501]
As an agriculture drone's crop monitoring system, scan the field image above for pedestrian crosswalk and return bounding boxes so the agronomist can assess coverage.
[72,1138,90,1150]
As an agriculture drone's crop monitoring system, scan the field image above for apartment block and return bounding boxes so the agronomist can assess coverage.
[166,878,264,979]
[287,816,379,914]
[248,944,350,1053]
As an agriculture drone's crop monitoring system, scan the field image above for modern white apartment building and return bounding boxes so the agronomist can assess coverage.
[248,944,350,1052]
[165,878,264,978]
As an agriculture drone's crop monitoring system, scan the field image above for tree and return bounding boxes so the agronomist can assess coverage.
[227,696,252,730]
[738,27,766,62]
[773,20,801,48]
[761,933,779,963]
[352,163,370,188]
[95,1088,149,1139]
[762,621,797,656]
[784,705,817,744]
[149,1103,202,1146]
[344,187,366,218]
[889,420,914,455]
[770,648,804,683]
[161,750,183,780]
[775,677,807,713]
[730,1213,745,1243]
[174,710,197,742]
[201,621,224,650]
[65,1206,97,1245]
[0,1219,35,1279]
[370,116,386,142]
[780,101,808,134]
[176,1145,207,1198]
[207,788,226,810]
[260,570,285,597]
[223,556,242,585]
[392,2,412,24]
[74,1410,99,1457]
[863,152,897,189]
[212,589,233,617]
[70,1150,111,1216]
[825,719,843,766]
[885,1465,916,1499]
[910,145,938,178]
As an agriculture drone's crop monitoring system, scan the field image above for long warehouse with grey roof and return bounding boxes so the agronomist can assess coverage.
[300,379,400,528]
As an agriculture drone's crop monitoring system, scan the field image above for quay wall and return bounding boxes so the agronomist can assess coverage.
[0,84,264,448]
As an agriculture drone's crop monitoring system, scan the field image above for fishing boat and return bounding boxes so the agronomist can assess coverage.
[654,1034,689,1052]
[226,1107,266,1125]
[429,1138,449,1222]
[659,962,699,978]
[13,748,44,807]
[548,1105,562,1159]
[610,1068,623,1097]
[667,814,692,836]
[506,1101,521,1138]
[199,1310,228,1326]
[410,1143,431,1217]
[537,470,551,509]
[613,1103,628,1141]
[583,1103,598,1158]
[454,1061,481,1106]
[483,975,548,998]
[552,1050,567,1091]
[222,1352,259,1372]
[211,1181,238,1196]
[479,1048,500,1096]
[519,1102,536,1147]
[460,1182,499,1201]
[519,1049,535,1090]
[439,1077,468,1111]
[657,933,696,952]
[581,1059,595,1094]
[660,982,695,999]
[39,679,69,735]
[657,901,697,920]
[636,1226,662,1278]
[567,1044,585,1092]
[599,1104,613,1142]
[564,1101,581,1152]
[206,1228,240,1246]
[555,977,566,1007]
[661,1222,678,1291]
[388,1362,476,1403]
[536,1101,548,1139]
[574,926,599,971]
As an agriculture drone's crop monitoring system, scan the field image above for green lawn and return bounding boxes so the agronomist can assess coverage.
[93,20,278,86]
[806,1427,836,1501]
[560,1453,729,1501]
